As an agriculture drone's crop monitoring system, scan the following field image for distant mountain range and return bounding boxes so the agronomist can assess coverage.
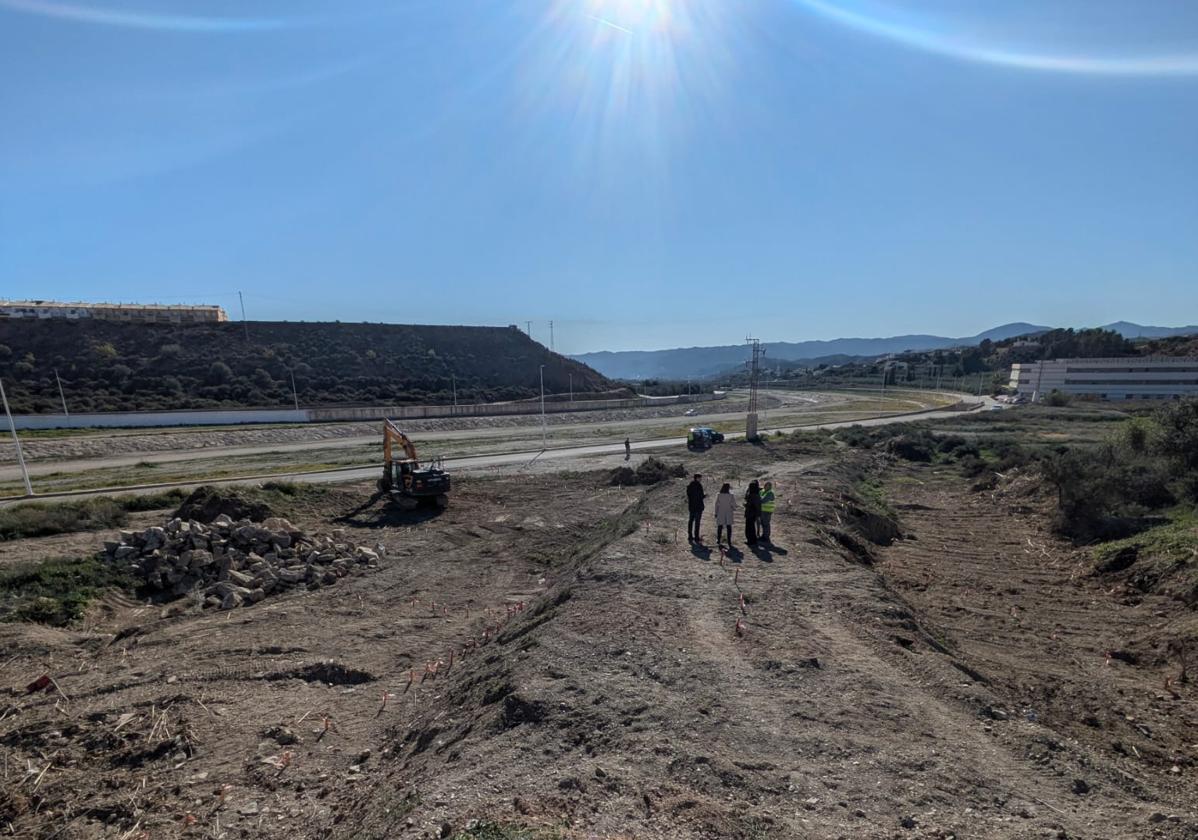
[572,322,1198,380]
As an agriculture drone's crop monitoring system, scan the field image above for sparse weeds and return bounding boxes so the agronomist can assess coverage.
[0,489,187,540]
[0,555,136,625]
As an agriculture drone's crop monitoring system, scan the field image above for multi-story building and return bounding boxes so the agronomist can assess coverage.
[1009,357,1198,401]
[0,300,227,323]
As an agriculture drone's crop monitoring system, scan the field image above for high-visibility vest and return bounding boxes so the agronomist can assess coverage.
[761,490,776,513]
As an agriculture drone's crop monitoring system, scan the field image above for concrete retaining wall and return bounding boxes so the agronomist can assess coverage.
[2,393,723,431]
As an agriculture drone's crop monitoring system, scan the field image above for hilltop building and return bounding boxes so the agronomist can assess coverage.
[0,300,227,323]
[1010,357,1198,401]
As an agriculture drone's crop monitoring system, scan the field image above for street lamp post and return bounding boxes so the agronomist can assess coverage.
[54,368,69,418]
[452,374,457,408]
[539,365,547,448]
[568,373,573,402]
[0,378,33,496]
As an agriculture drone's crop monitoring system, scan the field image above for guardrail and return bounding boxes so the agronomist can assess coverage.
[1,392,725,431]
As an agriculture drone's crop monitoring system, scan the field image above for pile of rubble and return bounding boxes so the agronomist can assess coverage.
[103,515,385,609]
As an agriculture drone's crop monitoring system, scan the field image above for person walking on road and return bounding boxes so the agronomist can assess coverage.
[744,480,762,546]
[686,473,706,542]
[624,437,631,460]
[714,483,735,548]
[760,481,777,544]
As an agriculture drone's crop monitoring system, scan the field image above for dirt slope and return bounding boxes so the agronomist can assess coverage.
[2,445,1195,839]
[335,450,1197,839]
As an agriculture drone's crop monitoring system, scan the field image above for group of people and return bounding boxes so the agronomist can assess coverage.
[685,474,777,548]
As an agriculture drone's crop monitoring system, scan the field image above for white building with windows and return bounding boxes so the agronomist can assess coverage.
[0,300,227,323]
[1009,357,1198,401]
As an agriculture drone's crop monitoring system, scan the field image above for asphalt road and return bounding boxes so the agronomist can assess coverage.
[0,394,989,504]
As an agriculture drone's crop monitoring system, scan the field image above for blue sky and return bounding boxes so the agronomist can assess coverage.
[2,0,1196,353]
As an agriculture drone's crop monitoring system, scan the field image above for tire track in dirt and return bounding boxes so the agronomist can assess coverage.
[332,452,1195,838]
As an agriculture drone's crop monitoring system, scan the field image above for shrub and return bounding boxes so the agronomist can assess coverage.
[1043,390,1072,407]
[208,361,234,385]
[608,457,685,486]
[886,434,934,462]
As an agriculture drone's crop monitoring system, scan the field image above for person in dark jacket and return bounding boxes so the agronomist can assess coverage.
[744,480,762,546]
[686,473,706,542]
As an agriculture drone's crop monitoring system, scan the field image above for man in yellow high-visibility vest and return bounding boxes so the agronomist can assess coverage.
[760,481,777,543]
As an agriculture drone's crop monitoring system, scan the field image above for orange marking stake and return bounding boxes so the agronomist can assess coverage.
[448,650,455,671]
[735,617,746,637]
[739,593,747,615]
[734,568,740,587]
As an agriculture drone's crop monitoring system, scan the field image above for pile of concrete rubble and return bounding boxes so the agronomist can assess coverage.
[103,515,385,609]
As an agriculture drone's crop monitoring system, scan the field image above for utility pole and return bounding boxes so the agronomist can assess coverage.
[549,320,554,351]
[0,378,33,496]
[452,374,457,408]
[539,364,547,448]
[289,368,300,412]
[238,291,249,341]
[525,321,532,338]
[54,368,69,418]
[568,373,573,402]
[745,337,763,441]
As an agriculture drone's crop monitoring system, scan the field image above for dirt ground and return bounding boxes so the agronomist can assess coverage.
[2,442,1195,839]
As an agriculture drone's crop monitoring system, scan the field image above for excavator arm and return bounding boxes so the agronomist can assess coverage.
[382,419,420,468]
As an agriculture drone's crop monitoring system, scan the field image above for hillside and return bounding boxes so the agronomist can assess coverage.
[573,322,1050,379]
[574,321,1198,380]
[0,320,612,413]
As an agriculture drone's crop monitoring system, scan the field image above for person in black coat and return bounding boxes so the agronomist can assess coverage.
[686,473,706,542]
[744,480,762,546]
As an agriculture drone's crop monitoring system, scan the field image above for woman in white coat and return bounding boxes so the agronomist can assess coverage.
[714,483,735,547]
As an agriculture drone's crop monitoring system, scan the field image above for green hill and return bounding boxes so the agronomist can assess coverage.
[0,320,614,413]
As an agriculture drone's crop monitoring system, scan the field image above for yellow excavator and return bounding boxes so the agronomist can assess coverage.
[378,420,451,510]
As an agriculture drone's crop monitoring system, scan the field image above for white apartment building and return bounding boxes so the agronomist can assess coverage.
[1009,357,1198,401]
[0,300,227,323]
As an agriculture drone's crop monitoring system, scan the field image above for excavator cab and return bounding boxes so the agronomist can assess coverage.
[379,420,451,510]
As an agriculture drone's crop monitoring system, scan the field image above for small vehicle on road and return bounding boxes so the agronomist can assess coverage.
[683,407,697,416]
[686,426,724,450]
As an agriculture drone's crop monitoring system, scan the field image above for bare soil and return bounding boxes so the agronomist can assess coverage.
[2,444,1195,839]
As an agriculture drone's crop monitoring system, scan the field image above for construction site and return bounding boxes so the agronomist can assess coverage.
[1,371,1196,840]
